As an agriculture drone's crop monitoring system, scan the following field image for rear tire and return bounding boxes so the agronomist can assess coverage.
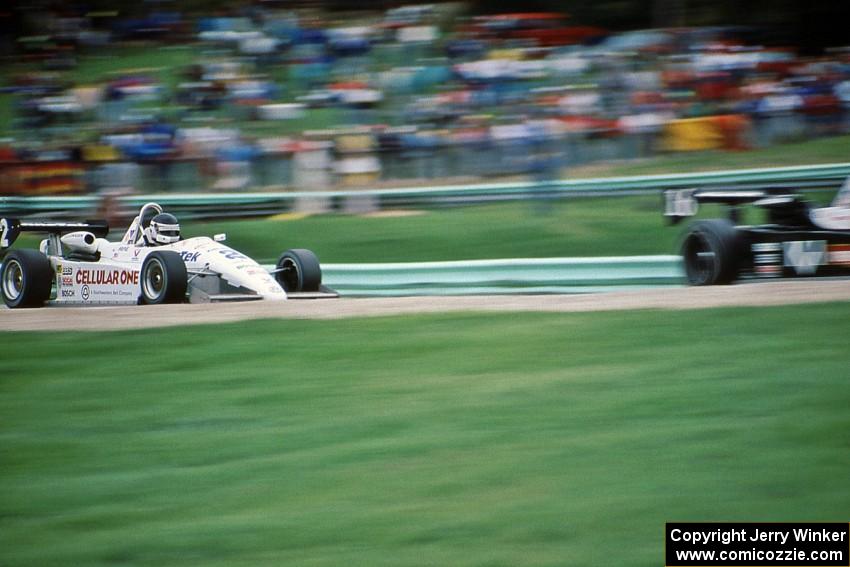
[1,249,53,308]
[139,251,187,305]
[681,219,743,285]
[275,249,322,292]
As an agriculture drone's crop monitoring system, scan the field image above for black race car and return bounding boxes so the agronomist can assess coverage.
[665,177,850,285]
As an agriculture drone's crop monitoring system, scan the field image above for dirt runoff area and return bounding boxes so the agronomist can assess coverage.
[2,279,850,332]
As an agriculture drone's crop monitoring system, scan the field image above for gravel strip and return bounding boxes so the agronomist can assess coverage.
[2,280,849,332]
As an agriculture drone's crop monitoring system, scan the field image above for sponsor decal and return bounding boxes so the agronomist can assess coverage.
[783,240,826,275]
[752,242,782,253]
[664,189,698,217]
[756,266,782,278]
[81,285,90,301]
[179,251,201,262]
[755,265,782,277]
[62,265,72,275]
[113,246,131,259]
[75,268,139,286]
[0,218,10,248]
[61,276,73,286]
[89,287,135,298]
[827,244,850,267]
[753,254,782,264]
[61,289,75,298]
[217,248,248,261]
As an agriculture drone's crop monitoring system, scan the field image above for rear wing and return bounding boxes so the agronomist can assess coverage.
[0,218,109,249]
[663,188,798,225]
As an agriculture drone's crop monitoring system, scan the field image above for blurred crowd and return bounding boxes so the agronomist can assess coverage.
[1,3,850,194]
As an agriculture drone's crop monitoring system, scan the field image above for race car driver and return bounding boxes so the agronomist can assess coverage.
[142,212,181,246]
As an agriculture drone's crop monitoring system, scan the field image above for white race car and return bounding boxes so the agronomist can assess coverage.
[0,202,335,308]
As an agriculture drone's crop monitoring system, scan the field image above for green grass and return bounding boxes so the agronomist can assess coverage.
[2,305,849,566]
[183,196,680,263]
[182,194,793,264]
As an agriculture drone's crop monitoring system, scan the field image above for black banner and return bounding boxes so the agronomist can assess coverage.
[666,523,849,566]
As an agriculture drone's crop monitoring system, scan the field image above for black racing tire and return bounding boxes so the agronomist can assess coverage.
[139,251,188,305]
[275,249,322,292]
[1,249,53,308]
[681,219,743,286]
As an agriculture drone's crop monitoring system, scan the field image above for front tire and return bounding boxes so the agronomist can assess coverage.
[1,249,53,308]
[139,251,187,305]
[681,219,743,285]
[275,249,322,292]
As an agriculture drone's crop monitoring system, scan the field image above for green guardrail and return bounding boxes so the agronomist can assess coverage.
[2,163,849,218]
[264,256,685,296]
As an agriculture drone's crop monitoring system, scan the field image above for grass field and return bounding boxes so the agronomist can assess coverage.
[186,196,677,263]
[2,304,849,566]
[182,194,793,264]
[8,195,670,262]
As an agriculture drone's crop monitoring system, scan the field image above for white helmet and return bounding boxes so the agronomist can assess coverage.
[144,212,181,245]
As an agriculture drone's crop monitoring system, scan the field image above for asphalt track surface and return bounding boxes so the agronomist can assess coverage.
[2,279,850,331]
